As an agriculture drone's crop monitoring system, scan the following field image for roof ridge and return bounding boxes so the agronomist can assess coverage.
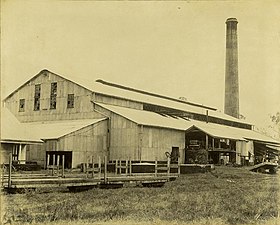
[95,79,217,111]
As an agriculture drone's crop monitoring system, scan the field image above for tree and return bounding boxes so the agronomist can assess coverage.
[269,112,280,140]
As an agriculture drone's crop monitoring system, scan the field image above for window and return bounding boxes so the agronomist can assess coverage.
[50,82,57,109]
[34,84,41,111]
[67,94,74,108]
[19,99,25,112]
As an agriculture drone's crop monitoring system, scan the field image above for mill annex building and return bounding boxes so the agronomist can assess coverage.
[1,18,279,168]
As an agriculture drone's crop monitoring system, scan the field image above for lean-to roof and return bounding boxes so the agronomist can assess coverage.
[1,108,43,144]
[25,118,107,140]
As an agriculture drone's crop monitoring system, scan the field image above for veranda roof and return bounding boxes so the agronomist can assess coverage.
[1,108,43,144]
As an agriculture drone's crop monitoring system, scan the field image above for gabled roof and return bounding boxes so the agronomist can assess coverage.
[1,108,43,144]
[25,118,107,140]
[4,69,251,126]
[96,102,280,144]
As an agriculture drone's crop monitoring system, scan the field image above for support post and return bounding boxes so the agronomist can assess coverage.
[62,155,65,178]
[57,155,60,175]
[206,134,209,150]
[8,153,12,188]
[47,154,50,173]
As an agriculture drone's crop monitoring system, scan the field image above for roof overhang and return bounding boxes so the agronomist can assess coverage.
[1,139,43,145]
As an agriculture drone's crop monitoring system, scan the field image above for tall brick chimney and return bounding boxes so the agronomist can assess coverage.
[224,18,239,118]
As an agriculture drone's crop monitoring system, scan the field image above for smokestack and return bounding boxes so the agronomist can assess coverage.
[224,18,239,118]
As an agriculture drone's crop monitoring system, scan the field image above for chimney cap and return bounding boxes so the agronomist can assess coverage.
[226,18,238,24]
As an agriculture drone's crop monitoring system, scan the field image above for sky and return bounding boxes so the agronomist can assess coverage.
[1,0,280,129]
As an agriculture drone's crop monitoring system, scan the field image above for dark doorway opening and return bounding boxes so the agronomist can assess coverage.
[46,151,72,169]
[171,147,179,163]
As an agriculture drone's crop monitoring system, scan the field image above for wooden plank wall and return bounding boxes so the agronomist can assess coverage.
[4,71,103,122]
[0,143,13,164]
[93,104,186,162]
[58,120,108,168]
[141,127,185,163]
[26,144,46,166]
[95,94,143,110]
[93,104,139,161]
[26,120,108,168]
[4,70,143,123]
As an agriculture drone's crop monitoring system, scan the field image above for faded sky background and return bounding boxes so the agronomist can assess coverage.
[1,0,280,129]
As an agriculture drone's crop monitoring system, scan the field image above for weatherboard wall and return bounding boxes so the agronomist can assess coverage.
[94,104,186,162]
[26,120,108,168]
[4,70,143,122]
[141,127,185,163]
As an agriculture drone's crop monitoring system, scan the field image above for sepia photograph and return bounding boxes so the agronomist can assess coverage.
[1,0,280,225]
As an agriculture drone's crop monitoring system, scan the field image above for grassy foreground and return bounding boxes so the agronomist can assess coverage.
[1,166,279,225]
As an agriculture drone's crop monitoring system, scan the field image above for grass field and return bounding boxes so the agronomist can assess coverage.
[1,166,279,225]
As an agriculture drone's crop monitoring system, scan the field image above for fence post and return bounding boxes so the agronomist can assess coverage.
[86,158,89,178]
[98,156,101,179]
[8,153,12,188]
[115,159,118,175]
[62,155,65,178]
[91,156,94,178]
[119,160,121,175]
[155,158,158,177]
[125,159,128,175]
[167,157,170,176]
[178,158,180,176]
[104,156,107,184]
[129,158,132,176]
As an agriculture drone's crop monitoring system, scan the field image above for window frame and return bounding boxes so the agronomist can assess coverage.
[34,84,41,111]
[19,99,25,112]
[50,82,57,110]
[67,94,74,108]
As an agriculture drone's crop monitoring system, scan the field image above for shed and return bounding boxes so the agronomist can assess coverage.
[25,118,108,168]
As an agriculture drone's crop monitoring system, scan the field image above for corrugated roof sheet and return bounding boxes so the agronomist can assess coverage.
[96,102,192,130]
[3,70,252,126]
[38,70,252,125]
[91,82,251,125]
[97,103,279,144]
[1,108,43,144]
[26,118,107,140]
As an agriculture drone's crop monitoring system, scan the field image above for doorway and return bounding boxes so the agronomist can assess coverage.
[46,151,72,169]
[171,147,180,163]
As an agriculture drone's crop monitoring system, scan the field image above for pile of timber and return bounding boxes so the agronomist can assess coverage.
[249,162,278,174]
